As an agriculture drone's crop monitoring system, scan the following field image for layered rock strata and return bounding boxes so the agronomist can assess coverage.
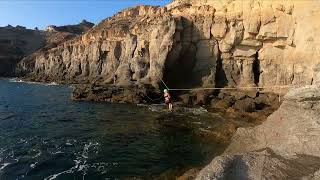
[17,0,320,95]
[0,21,93,76]
[0,25,45,76]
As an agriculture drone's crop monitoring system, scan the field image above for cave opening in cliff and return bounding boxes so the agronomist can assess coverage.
[253,52,260,86]
[162,54,195,91]
[215,50,228,88]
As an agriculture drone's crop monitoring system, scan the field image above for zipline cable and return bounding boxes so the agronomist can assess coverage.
[160,78,294,91]
[161,83,294,92]
[160,78,170,90]
[158,78,294,103]
[145,93,163,102]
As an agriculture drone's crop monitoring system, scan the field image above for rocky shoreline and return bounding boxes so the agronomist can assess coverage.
[2,0,320,179]
[195,84,320,180]
[12,77,320,179]
[17,76,283,179]
[19,70,284,178]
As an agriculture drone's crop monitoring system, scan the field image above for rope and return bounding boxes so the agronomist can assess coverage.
[160,78,170,90]
[159,78,294,92]
[159,78,293,103]
[144,92,163,102]
[168,85,294,91]
[145,94,163,102]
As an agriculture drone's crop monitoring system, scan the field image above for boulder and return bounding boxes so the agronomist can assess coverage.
[194,91,212,105]
[197,85,320,179]
[179,94,192,105]
[233,98,256,112]
[210,98,234,110]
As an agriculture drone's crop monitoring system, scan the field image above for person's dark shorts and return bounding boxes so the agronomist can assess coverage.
[165,100,171,104]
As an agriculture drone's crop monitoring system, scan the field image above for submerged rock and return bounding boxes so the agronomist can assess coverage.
[196,85,320,179]
[72,84,161,104]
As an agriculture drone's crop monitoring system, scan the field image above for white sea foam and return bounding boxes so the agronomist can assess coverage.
[81,142,100,159]
[9,78,60,86]
[51,151,63,155]
[66,139,76,146]
[44,169,73,180]
[45,158,87,180]
[146,104,208,115]
[30,162,38,168]
[9,78,23,83]
[0,163,10,171]
[46,82,59,86]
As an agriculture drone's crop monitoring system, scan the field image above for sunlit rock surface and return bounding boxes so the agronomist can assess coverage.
[0,21,93,76]
[197,84,320,179]
[16,1,320,95]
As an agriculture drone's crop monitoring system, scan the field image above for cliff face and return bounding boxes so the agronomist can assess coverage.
[168,0,320,90]
[18,6,177,86]
[44,20,94,34]
[0,21,93,77]
[17,0,320,93]
[0,26,45,76]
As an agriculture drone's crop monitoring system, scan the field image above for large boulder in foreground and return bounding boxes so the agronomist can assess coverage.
[196,84,320,179]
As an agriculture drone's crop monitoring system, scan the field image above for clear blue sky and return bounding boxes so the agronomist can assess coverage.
[0,0,171,30]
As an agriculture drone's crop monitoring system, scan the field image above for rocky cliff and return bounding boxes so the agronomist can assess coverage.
[44,20,94,34]
[196,83,320,179]
[0,25,45,76]
[10,1,320,178]
[0,21,93,76]
[17,0,320,95]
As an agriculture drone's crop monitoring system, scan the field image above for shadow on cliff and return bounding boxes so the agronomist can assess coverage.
[162,17,228,92]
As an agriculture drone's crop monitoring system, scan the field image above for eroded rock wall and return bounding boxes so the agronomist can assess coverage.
[0,26,45,76]
[17,1,320,93]
[0,21,94,77]
[168,0,320,90]
[18,6,179,87]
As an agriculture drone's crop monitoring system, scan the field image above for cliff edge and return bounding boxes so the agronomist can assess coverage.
[17,0,320,94]
[0,21,93,76]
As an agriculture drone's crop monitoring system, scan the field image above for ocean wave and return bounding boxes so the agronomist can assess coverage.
[9,78,59,86]
[9,78,24,83]
[145,104,208,115]
[43,160,117,180]
[44,168,75,180]
[30,162,38,169]
[0,158,19,172]
[0,163,10,171]
[46,82,59,86]
[81,142,100,159]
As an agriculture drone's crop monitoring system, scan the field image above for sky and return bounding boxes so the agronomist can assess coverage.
[0,0,171,30]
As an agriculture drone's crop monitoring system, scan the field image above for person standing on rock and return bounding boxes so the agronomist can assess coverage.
[164,89,173,112]
[113,74,117,84]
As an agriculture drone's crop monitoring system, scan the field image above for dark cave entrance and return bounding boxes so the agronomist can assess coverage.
[253,52,260,86]
[162,46,197,91]
[214,50,228,88]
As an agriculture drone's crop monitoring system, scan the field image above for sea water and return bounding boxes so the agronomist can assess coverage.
[0,78,222,179]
